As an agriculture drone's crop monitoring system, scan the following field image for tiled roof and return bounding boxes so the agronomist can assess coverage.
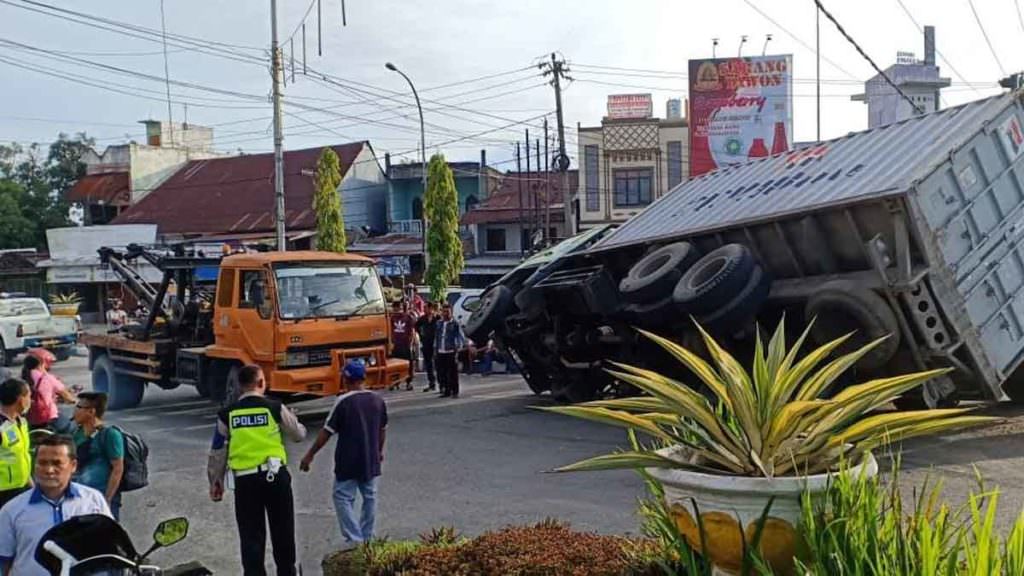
[113,142,370,235]
[461,170,576,225]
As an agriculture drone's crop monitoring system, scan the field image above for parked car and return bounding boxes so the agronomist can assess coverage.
[0,294,79,366]
[415,286,484,325]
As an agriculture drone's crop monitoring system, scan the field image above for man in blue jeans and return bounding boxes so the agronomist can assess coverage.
[299,361,387,546]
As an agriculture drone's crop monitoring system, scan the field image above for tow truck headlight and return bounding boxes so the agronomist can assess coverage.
[282,351,309,367]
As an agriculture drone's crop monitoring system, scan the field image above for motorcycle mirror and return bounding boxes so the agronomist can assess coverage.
[153,517,189,548]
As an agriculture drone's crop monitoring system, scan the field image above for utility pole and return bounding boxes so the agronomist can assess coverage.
[535,137,541,245]
[544,118,550,245]
[542,53,573,235]
[525,129,531,252]
[270,0,287,251]
[516,142,524,257]
[816,5,821,142]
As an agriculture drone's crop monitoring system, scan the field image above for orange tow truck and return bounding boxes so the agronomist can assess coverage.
[82,245,409,410]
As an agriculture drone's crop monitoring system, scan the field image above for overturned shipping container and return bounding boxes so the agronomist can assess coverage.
[467,90,1024,407]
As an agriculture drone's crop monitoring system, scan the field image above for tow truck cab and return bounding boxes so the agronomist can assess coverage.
[198,251,409,397]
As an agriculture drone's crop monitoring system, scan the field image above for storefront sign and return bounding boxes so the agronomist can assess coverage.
[607,94,653,120]
[688,55,793,177]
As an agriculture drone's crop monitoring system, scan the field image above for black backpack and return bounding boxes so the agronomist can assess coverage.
[95,425,149,492]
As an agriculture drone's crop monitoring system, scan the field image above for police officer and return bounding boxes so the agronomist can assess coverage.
[0,378,32,510]
[208,365,307,576]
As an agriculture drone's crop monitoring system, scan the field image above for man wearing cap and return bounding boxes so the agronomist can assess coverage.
[300,361,387,546]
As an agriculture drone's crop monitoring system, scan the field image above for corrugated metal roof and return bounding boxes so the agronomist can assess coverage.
[592,92,1017,252]
[113,143,369,235]
[461,170,575,225]
[67,172,130,206]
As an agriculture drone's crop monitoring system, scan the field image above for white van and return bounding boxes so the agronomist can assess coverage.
[414,286,484,325]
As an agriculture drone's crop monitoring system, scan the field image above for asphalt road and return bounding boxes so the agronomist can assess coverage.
[53,354,644,574]
[38,352,1024,573]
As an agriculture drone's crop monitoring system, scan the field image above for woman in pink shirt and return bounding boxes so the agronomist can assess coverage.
[22,349,76,432]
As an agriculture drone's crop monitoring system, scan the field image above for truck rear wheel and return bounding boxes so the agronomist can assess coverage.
[92,355,145,410]
[804,281,900,372]
[619,242,700,304]
[465,285,514,342]
[221,364,242,408]
[674,244,756,315]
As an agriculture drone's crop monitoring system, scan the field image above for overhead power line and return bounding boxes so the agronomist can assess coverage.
[893,0,981,96]
[966,0,1007,76]
[814,0,922,114]
[1016,0,1024,36]
[740,0,858,80]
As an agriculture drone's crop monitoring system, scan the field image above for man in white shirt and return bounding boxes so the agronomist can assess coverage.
[105,299,128,331]
[0,434,111,576]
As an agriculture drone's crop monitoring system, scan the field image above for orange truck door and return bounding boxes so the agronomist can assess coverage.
[232,268,275,362]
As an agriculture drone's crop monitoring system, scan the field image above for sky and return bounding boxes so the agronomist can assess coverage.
[0,0,1020,171]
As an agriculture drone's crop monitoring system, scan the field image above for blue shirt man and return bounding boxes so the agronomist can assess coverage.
[300,361,388,545]
[0,435,110,576]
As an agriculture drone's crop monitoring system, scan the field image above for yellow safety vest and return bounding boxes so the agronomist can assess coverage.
[0,415,31,492]
[226,404,287,471]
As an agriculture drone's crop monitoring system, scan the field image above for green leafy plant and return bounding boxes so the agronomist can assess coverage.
[313,147,346,253]
[49,291,81,305]
[423,153,464,302]
[541,320,994,477]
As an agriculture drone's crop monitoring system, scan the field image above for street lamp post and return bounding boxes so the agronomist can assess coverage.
[385,62,428,272]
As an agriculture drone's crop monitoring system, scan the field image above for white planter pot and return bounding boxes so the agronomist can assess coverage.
[647,446,878,575]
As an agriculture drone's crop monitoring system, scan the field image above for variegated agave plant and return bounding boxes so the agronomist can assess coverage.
[540,321,994,477]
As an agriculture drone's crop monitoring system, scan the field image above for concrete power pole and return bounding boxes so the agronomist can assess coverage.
[271,0,287,251]
[545,54,573,235]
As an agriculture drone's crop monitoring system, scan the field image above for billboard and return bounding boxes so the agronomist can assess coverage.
[607,94,653,120]
[688,55,793,177]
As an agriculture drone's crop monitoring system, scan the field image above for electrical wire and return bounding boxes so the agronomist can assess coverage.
[1016,0,1024,36]
[814,0,922,113]
[893,0,981,96]
[740,0,858,80]
[966,0,1007,76]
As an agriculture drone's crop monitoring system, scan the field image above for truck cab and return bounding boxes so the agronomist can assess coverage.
[202,251,407,399]
[84,248,409,410]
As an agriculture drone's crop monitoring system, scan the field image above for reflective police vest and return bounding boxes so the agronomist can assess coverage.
[226,397,288,471]
[0,415,31,491]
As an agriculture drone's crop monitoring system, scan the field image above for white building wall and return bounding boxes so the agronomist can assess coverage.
[339,145,388,233]
[129,144,222,203]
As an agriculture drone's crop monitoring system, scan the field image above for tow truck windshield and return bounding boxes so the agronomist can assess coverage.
[274,263,386,319]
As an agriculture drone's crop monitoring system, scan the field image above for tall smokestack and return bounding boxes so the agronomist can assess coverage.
[924,25,935,67]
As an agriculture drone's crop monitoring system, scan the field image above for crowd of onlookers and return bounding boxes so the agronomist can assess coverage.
[387,286,515,398]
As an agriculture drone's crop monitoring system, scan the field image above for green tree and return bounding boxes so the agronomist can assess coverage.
[0,180,35,249]
[0,132,92,249]
[424,153,464,301]
[312,147,346,252]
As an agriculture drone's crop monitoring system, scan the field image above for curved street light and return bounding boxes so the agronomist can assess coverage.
[385,62,428,268]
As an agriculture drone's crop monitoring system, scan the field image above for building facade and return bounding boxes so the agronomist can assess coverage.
[384,151,502,236]
[576,110,688,230]
[852,26,951,128]
[69,120,224,225]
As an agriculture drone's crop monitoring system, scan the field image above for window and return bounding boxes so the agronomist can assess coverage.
[584,144,599,211]
[274,264,385,319]
[238,269,271,319]
[411,197,423,220]
[613,168,653,208]
[486,228,507,252]
[667,141,683,189]
[216,269,235,308]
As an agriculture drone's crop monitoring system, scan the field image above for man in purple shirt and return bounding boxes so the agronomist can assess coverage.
[300,361,387,546]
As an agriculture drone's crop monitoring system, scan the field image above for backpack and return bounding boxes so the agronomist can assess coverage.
[101,425,150,492]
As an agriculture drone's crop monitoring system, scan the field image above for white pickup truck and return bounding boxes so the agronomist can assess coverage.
[0,296,79,366]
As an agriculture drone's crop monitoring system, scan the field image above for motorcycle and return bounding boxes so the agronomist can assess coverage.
[34,514,211,576]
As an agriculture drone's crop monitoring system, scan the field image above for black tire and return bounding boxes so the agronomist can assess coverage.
[674,244,757,315]
[206,360,231,402]
[697,265,771,333]
[221,364,242,408]
[465,285,514,342]
[195,368,212,398]
[622,295,679,328]
[619,242,701,304]
[804,281,900,372]
[54,347,72,362]
[92,355,145,410]
[514,287,547,321]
